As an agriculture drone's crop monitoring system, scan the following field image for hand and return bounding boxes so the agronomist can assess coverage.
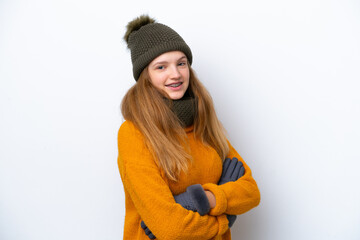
[141,184,210,239]
[141,221,156,239]
[218,157,245,185]
[218,157,245,228]
[227,214,237,228]
[173,184,210,216]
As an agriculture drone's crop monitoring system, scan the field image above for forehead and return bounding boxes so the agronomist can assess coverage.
[150,51,187,65]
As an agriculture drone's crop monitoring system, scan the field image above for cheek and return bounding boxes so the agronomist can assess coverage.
[149,73,165,88]
[183,71,190,85]
[180,68,190,80]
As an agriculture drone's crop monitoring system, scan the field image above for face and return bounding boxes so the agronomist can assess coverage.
[148,51,190,100]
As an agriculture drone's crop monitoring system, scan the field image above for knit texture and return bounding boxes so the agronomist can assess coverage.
[173,184,211,216]
[164,95,196,127]
[117,121,261,239]
[125,16,192,80]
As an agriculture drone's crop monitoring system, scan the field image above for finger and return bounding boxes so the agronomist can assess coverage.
[225,158,238,178]
[227,214,237,228]
[149,233,156,239]
[233,160,243,179]
[145,228,152,235]
[141,221,147,229]
[228,158,239,176]
[231,162,242,181]
[222,158,231,175]
[141,219,155,239]
[238,166,245,179]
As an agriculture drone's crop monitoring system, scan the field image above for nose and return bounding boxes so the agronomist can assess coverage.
[169,65,181,79]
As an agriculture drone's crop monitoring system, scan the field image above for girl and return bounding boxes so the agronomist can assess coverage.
[117,15,260,240]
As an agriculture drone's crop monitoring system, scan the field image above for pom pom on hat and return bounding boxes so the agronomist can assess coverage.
[124,15,156,44]
[124,14,193,81]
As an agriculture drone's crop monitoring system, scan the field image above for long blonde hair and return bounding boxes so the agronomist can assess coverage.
[121,67,229,181]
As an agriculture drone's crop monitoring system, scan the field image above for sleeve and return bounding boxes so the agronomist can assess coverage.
[117,121,229,240]
[202,141,261,216]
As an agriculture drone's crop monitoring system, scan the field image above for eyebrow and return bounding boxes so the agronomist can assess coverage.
[151,56,187,66]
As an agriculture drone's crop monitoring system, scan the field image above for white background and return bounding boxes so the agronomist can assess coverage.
[1,0,359,239]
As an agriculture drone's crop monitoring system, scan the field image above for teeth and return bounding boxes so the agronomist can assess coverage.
[168,83,181,87]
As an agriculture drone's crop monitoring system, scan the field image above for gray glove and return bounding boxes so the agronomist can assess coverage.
[218,157,245,227]
[218,157,244,185]
[173,158,244,227]
[173,184,210,216]
[141,221,155,239]
[141,158,245,239]
[141,184,210,239]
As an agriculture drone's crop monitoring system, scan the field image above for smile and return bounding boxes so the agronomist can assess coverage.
[166,82,182,88]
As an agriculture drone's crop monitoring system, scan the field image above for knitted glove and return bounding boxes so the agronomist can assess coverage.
[140,184,210,239]
[140,159,244,238]
[173,184,210,216]
[218,157,245,185]
[218,157,245,227]
[226,214,237,228]
[141,221,156,239]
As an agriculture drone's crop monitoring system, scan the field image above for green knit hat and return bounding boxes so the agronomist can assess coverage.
[124,15,193,81]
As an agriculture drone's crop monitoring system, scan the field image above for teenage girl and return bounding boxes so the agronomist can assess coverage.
[117,15,260,240]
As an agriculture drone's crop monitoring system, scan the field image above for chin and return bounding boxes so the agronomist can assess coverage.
[169,92,185,100]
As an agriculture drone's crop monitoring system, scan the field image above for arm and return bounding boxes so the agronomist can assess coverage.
[202,141,261,216]
[118,121,229,240]
[142,156,244,239]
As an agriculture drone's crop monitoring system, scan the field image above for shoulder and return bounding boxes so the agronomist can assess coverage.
[119,120,136,132]
[117,121,159,180]
[118,120,141,138]
[117,120,158,170]
[117,120,150,156]
[117,120,146,147]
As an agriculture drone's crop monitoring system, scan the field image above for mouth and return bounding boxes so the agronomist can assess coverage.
[166,82,183,88]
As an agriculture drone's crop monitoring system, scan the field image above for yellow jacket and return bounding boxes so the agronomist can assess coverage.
[117,120,260,240]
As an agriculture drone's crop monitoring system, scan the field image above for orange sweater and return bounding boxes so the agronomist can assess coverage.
[117,121,260,240]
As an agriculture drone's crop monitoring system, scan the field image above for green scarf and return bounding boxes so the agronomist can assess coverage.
[164,92,196,127]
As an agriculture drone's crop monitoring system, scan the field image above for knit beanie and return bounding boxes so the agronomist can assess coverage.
[124,15,193,80]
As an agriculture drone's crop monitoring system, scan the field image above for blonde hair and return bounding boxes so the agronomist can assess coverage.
[121,67,229,181]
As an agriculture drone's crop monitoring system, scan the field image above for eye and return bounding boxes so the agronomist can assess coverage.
[178,62,187,66]
[157,65,165,70]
